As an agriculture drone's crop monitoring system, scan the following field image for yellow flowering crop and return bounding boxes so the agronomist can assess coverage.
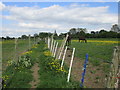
[32,44,38,48]
[72,40,120,44]
[44,51,51,56]
[22,51,32,55]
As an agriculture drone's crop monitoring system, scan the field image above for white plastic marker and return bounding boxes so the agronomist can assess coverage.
[61,46,68,68]
[67,48,75,82]
[34,36,36,45]
[48,37,50,48]
[29,34,31,50]
[52,40,56,56]
[14,38,18,58]
[58,34,69,59]
[56,38,65,59]
[54,42,58,57]
[50,38,53,52]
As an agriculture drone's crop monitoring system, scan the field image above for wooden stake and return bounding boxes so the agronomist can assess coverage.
[67,48,75,82]
[29,34,31,50]
[61,46,67,68]
[54,42,58,57]
[14,38,18,60]
[50,37,53,52]
[48,37,50,49]
[58,34,68,59]
[52,40,56,56]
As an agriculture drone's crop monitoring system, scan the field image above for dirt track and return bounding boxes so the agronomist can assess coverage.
[64,49,106,88]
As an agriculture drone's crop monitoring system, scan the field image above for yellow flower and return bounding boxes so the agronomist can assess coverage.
[72,40,120,44]
[4,84,6,87]
[22,50,32,55]
[43,51,51,56]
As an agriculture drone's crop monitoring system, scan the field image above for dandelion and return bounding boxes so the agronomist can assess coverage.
[43,51,51,56]
[4,84,6,87]
[22,50,33,55]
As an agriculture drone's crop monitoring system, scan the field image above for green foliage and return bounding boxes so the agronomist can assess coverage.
[90,59,100,66]
[2,50,35,88]
[37,41,79,88]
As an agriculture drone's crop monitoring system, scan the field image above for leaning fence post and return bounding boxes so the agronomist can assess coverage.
[61,46,67,68]
[50,37,53,52]
[58,34,68,59]
[53,42,58,57]
[29,34,31,50]
[14,38,18,60]
[67,48,75,82]
[52,40,56,56]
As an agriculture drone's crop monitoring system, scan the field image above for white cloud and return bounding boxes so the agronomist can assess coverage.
[1,2,118,37]
[0,2,5,11]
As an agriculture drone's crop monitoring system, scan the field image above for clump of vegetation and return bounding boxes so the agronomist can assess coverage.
[2,45,37,88]
[37,41,79,88]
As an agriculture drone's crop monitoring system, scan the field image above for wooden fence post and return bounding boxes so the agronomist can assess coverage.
[106,46,120,88]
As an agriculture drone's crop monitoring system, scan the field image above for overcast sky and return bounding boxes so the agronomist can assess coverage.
[1,2,118,37]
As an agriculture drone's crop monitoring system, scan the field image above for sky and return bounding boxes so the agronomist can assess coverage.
[0,2,118,37]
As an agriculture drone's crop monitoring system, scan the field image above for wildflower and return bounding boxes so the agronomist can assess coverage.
[4,84,6,87]
[43,51,51,56]
[22,50,32,55]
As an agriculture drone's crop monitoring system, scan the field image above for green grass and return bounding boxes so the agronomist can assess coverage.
[57,38,118,73]
[36,41,79,88]
[2,39,34,61]
[2,39,34,71]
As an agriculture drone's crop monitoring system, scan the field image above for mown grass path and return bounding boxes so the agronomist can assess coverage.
[29,63,39,88]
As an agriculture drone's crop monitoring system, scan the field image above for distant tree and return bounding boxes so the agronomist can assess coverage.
[69,28,76,34]
[53,30,58,39]
[6,36,11,40]
[21,35,28,39]
[77,28,87,33]
[99,30,108,38]
[91,31,95,34]
[39,32,49,39]
[34,33,39,38]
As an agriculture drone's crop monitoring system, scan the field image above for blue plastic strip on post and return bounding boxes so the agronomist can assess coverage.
[80,54,88,88]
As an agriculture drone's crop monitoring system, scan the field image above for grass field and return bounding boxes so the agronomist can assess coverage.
[1,39,34,71]
[1,38,119,88]
[2,41,79,88]
[57,38,119,73]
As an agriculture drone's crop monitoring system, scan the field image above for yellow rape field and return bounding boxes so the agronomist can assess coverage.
[72,40,120,43]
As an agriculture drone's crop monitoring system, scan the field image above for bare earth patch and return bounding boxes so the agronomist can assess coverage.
[29,63,39,88]
[65,49,106,88]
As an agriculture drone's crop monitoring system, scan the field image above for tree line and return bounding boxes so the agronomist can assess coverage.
[1,28,120,40]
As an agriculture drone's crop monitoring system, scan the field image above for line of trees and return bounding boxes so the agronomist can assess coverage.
[67,28,120,39]
[1,28,120,40]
